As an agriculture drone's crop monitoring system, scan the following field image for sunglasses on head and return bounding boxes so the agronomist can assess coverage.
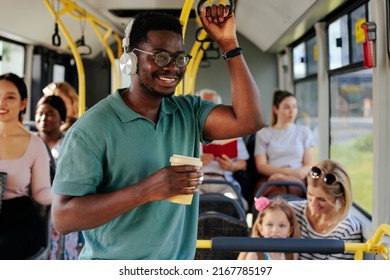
[310,166,337,185]
[133,48,192,68]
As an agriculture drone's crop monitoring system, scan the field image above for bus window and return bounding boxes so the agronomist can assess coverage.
[328,15,350,70]
[329,69,373,214]
[0,39,25,76]
[293,42,306,79]
[351,4,366,63]
[295,80,319,162]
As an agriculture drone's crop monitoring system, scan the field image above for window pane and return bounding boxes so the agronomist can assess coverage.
[0,40,25,76]
[53,64,65,82]
[351,5,366,63]
[329,69,373,213]
[293,42,306,79]
[328,15,350,70]
[307,37,318,75]
[295,79,319,162]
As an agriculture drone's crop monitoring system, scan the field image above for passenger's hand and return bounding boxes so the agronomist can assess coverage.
[295,167,310,180]
[216,154,234,171]
[201,153,215,166]
[269,173,288,181]
[139,165,203,202]
[200,4,237,47]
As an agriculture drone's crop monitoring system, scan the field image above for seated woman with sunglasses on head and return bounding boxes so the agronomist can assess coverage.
[289,160,362,260]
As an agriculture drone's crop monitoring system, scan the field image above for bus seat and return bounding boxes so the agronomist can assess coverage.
[200,179,248,211]
[199,193,247,222]
[255,180,307,199]
[195,211,250,260]
[252,181,307,220]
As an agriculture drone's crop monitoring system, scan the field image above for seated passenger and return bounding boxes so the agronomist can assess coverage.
[254,89,315,198]
[238,196,300,260]
[35,95,81,260]
[289,159,362,260]
[0,73,52,259]
[197,89,249,210]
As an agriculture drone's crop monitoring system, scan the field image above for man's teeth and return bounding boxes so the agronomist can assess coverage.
[159,77,175,82]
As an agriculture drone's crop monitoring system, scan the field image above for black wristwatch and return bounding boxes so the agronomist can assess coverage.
[222,47,243,60]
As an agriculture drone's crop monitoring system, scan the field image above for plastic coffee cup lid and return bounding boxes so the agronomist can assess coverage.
[170,154,203,167]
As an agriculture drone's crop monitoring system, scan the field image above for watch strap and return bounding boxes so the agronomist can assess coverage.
[222,47,243,60]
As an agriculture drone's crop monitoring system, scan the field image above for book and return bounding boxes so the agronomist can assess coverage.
[202,139,238,158]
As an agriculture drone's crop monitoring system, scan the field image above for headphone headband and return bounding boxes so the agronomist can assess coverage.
[122,19,135,53]
[120,18,137,75]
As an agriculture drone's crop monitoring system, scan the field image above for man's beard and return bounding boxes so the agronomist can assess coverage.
[138,70,182,98]
[140,82,175,98]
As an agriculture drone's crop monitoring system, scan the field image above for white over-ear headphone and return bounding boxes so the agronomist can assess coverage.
[119,19,137,75]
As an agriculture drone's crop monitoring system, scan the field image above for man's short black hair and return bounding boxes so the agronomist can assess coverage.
[129,11,183,49]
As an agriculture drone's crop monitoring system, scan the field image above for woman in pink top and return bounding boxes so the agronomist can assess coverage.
[0,73,52,259]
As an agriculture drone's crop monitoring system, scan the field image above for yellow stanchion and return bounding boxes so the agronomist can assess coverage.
[186,42,209,94]
[344,224,390,260]
[43,0,121,115]
[44,0,86,116]
[182,0,229,95]
[175,0,195,95]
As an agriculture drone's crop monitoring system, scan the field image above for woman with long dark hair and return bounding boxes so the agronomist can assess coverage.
[0,73,52,259]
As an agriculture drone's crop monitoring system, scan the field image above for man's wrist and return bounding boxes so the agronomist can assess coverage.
[222,47,243,60]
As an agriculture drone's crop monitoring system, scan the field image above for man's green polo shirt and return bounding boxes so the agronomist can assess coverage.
[52,89,218,259]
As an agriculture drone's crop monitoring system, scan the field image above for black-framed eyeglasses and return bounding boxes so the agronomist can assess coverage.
[133,48,192,68]
[310,166,337,185]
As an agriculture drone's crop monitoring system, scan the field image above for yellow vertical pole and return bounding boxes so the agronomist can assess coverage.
[183,0,229,95]
[44,0,122,113]
[175,0,195,95]
[43,0,86,115]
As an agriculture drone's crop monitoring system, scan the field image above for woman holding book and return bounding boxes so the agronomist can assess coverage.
[197,89,249,210]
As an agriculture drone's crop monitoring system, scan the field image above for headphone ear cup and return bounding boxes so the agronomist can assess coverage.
[119,52,137,75]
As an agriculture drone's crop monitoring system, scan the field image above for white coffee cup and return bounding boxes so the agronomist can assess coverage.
[168,154,203,205]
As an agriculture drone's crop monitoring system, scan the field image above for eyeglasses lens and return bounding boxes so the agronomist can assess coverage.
[155,53,169,67]
[175,54,189,67]
[154,52,190,68]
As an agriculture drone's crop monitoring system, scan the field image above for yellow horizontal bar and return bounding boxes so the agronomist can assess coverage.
[196,240,212,249]
[196,224,390,260]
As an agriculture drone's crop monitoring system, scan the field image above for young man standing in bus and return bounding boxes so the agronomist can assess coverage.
[51,4,264,259]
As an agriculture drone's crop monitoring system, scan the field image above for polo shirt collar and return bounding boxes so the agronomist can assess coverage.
[109,88,178,123]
